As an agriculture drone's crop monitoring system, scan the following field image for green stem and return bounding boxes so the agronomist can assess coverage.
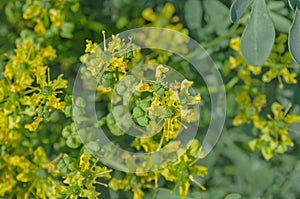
[157,131,165,151]
[204,27,244,50]
[171,27,244,65]
[226,76,239,90]
[189,176,206,190]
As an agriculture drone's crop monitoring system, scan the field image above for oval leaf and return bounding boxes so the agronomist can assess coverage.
[230,0,254,22]
[241,0,275,66]
[184,0,202,29]
[154,188,193,199]
[289,8,300,63]
[203,0,230,35]
[288,0,298,10]
[268,1,286,11]
[225,193,242,199]
[269,12,292,33]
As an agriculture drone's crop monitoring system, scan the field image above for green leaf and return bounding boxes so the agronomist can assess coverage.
[154,189,180,199]
[136,116,148,126]
[111,105,131,131]
[203,0,230,35]
[267,1,286,11]
[86,141,100,152]
[225,193,242,199]
[268,1,289,16]
[116,83,127,95]
[289,8,300,63]
[66,135,81,149]
[75,97,86,108]
[60,22,74,39]
[269,12,292,33]
[288,0,298,10]
[62,125,72,138]
[230,0,254,22]
[106,113,125,136]
[184,0,202,29]
[154,188,193,199]
[132,107,144,118]
[241,0,275,66]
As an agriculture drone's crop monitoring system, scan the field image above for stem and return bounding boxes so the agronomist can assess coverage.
[155,172,158,188]
[115,68,119,81]
[96,169,112,177]
[204,27,244,50]
[24,87,40,95]
[189,176,206,190]
[47,67,51,84]
[157,131,165,151]
[226,76,239,90]
[95,181,108,187]
[170,27,244,71]
[170,183,179,194]
[27,178,38,197]
[189,149,204,166]
[283,103,292,116]
[278,76,283,88]
[102,30,107,51]
[101,158,128,172]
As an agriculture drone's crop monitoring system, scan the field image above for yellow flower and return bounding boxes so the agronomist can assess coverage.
[51,74,68,91]
[25,117,43,132]
[142,8,157,22]
[229,56,241,69]
[0,80,9,102]
[47,95,65,110]
[230,37,241,53]
[41,46,56,59]
[110,57,127,73]
[0,111,8,128]
[136,81,154,92]
[23,4,42,19]
[155,65,169,81]
[96,85,111,95]
[49,9,62,27]
[133,188,144,199]
[247,64,262,75]
[34,19,46,35]
[0,172,17,196]
[85,40,97,53]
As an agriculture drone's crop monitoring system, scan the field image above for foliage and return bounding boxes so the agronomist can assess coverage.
[0,0,300,199]
[230,0,300,65]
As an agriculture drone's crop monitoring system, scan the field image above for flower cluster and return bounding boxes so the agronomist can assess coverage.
[227,34,300,160]
[55,153,111,199]
[22,0,78,38]
[79,31,207,198]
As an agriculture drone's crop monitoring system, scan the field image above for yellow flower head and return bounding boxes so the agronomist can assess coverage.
[230,37,241,53]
